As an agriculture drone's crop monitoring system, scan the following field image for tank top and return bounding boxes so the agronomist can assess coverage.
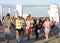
[26,21,30,27]
[45,21,50,29]
[16,19,22,29]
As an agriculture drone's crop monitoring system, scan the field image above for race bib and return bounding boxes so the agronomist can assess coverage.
[37,30,40,33]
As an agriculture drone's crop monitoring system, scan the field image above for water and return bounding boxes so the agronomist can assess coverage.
[2,4,49,17]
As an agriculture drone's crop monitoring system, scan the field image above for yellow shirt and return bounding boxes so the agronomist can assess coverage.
[16,19,22,29]
[30,19,34,27]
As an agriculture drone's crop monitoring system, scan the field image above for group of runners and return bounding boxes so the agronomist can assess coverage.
[0,13,55,43]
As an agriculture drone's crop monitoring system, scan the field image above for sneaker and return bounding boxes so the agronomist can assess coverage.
[5,40,9,43]
[45,37,48,42]
[27,38,30,40]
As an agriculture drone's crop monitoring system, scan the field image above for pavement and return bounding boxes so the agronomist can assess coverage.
[0,27,60,43]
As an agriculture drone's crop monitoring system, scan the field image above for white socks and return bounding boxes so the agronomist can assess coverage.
[46,37,48,41]
[16,36,20,42]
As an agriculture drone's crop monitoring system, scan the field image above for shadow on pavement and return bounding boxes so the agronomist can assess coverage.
[0,37,5,42]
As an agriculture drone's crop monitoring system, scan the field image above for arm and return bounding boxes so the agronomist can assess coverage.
[2,19,5,25]
[11,18,16,25]
[43,22,46,28]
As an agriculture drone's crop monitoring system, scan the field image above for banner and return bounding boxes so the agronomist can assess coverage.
[16,4,22,17]
[48,4,59,22]
[23,13,29,19]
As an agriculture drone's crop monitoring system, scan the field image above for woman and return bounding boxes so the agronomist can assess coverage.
[43,18,50,41]
[15,16,23,43]
[25,17,31,40]
[30,17,34,36]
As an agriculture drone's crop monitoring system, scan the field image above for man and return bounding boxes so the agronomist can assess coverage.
[2,13,14,43]
[34,18,40,40]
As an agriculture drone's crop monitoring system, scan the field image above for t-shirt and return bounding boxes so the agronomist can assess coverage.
[2,17,11,27]
[2,17,11,31]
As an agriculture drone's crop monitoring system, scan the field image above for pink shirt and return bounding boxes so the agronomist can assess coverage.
[44,21,50,29]
[26,21,30,27]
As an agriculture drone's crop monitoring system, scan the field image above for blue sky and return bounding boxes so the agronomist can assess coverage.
[0,0,60,17]
[0,0,60,6]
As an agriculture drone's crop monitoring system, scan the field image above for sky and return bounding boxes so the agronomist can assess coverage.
[0,0,60,17]
[0,0,60,6]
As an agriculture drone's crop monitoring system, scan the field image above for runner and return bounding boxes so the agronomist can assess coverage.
[30,17,34,36]
[15,16,23,43]
[50,17,56,36]
[35,18,40,40]
[25,16,31,40]
[43,18,50,41]
[2,13,14,43]
[50,17,55,29]
[21,17,25,35]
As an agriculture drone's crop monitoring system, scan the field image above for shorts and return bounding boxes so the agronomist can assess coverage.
[3,26,11,35]
[26,27,31,33]
[16,29,22,33]
[4,29,11,35]
[44,28,50,33]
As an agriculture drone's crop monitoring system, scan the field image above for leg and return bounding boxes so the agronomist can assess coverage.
[5,34,10,43]
[5,29,11,43]
[16,30,20,42]
[35,30,38,40]
[45,31,49,41]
